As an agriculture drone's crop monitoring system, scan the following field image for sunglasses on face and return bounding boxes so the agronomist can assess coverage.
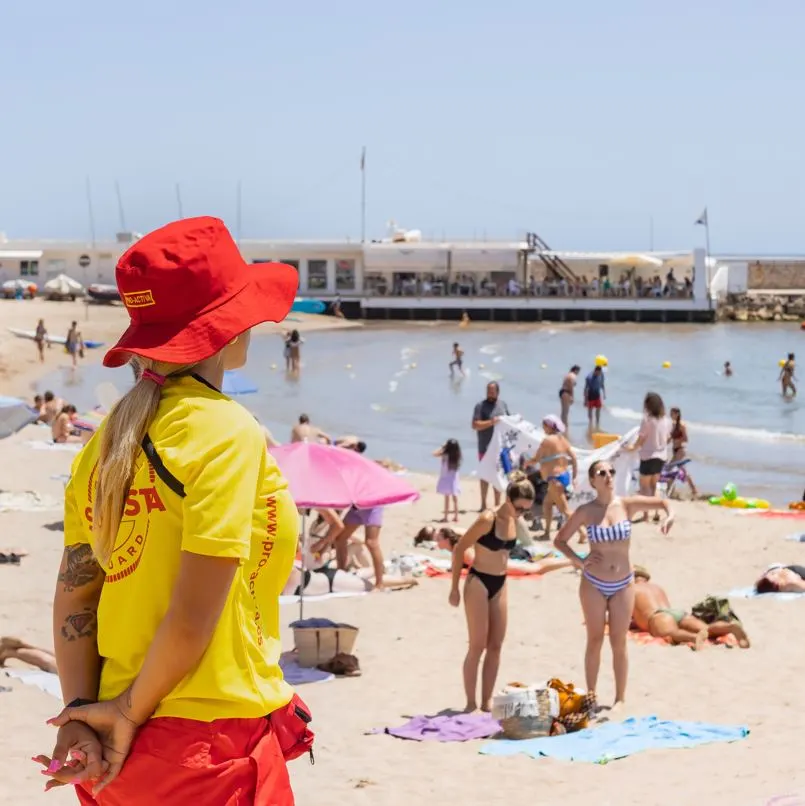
[595,468,616,479]
[513,503,532,514]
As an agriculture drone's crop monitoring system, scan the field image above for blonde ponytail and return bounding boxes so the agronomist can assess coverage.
[93,356,196,565]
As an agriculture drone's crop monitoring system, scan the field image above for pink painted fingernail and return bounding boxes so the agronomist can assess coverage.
[47,760,61,773]
[46,718,58,725]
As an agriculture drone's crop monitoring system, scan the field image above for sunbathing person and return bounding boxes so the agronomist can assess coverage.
[632,567,749,649]
[282,560,416,595]
[755,564,805,594]
[0,637,57,673]
[51,404,81,443]
[414,525,571,575]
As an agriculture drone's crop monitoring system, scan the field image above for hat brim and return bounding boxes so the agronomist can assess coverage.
[103,261,298,368]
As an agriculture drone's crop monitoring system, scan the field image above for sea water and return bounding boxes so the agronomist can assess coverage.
[40,322,804,506]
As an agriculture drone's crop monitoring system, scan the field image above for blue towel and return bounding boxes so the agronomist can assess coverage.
[728,586,805,601]
[479,716,748,763]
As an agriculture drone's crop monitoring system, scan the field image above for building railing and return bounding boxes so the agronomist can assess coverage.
[352,281,695,300]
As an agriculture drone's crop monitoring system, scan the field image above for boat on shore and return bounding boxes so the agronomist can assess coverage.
[6,327,105,349]
[86,284,121,303]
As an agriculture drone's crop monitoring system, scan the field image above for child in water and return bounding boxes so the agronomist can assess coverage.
[723,361,732,377]
[434,439,462,522]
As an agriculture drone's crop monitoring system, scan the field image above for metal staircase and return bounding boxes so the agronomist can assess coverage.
[526,232,580,283]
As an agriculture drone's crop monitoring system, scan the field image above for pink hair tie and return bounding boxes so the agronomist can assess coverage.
[141,369,166,386]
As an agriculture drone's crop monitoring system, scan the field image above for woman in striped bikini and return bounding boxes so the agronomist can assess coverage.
[553,459,674,710]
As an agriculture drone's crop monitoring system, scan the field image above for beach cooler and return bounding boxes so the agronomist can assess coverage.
[592,432,619,450]
[290,618,359,668]
[491,683,560,739]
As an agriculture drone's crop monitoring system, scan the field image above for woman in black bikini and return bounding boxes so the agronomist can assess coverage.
[448,478,535,712]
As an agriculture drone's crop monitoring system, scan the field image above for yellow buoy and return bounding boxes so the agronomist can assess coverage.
[779,358,786,367]
[540,363,548,369]
[345,363,352,369]
[479,363,485,369]
[662,361,671,369]
[410,362,417,369]
[595,354,608,368]
[270,363,277,370]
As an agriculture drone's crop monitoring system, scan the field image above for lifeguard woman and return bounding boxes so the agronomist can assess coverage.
[37,218,302,804]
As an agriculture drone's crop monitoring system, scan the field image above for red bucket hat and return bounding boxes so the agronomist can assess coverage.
[103,216,298,368]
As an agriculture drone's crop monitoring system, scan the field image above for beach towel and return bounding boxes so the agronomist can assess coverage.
[0,491,62,513]
[765,796,805,806]
[479,716,748,763]
[279,590,368,605]
[753,511,805,520]
[279,653,334,685]
[3,669,61,699]
[25,441,81,453]
[373,713,501,742]
[784,533,805,542]
[728,586,805,601]
[628,630,735,648]
[5,660,333,700]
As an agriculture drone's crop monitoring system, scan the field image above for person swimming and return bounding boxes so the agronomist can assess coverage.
[723,361,733,377]
[450,342,465,377]
[559,365,581,430]
[780,353,796,397]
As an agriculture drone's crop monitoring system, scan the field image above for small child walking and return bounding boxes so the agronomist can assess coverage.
[434,438,462,522]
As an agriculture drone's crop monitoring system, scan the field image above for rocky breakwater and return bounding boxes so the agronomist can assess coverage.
[718,293,805,323]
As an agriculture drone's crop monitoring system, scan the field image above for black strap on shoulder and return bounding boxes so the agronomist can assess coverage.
[141,434,186,498]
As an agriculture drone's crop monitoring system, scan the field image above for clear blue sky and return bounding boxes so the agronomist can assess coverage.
[2,0,804,252]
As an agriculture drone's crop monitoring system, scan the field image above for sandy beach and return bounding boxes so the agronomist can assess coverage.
[0,298,362,398]
[2,303,805,805]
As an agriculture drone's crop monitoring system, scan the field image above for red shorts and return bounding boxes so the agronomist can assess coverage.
[75,716,293,806]
[585,398,602,410]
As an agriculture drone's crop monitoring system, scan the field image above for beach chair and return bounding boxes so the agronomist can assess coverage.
[629,458,692,499]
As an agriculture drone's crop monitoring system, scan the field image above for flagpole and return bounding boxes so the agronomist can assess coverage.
[85,176,96,248]
[114,181,127,232]
[175,183,184,219]
[236,180,242,247]
[360,146,367,243]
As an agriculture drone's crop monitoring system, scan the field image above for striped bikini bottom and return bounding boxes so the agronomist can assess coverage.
[583,570,634,598]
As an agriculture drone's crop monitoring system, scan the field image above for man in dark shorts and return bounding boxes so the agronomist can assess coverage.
[472,381,509,510]
[584,365,606,429]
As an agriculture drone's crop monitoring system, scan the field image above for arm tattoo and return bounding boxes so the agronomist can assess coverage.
[61,607,98,642]
[58,544,103,592]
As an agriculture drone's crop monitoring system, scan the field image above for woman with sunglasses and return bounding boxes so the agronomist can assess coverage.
[448,478,535,712]
[553,460,673,710]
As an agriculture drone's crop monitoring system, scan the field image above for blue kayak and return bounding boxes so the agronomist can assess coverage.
[290,298,326,314]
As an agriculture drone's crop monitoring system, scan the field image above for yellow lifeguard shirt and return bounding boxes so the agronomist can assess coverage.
[64,375,298,721]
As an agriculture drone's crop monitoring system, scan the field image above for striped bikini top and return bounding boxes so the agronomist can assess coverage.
[586,519,632,543]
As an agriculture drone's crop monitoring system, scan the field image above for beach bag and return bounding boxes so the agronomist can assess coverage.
[492,683,559,739]
[691,595,741,625]
[269,693,315,763]
[547,678,593,732]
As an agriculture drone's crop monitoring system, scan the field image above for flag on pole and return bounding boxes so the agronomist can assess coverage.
[360,146,366,172]
[694,208,708,227]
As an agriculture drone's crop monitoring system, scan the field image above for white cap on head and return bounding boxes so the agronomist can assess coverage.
[542,414,566,434]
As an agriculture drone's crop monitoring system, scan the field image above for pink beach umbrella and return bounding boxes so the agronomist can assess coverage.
[268,442,419,509]
[268,442,420,618]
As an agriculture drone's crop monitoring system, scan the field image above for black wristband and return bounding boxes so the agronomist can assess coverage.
[66,697,95,708]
